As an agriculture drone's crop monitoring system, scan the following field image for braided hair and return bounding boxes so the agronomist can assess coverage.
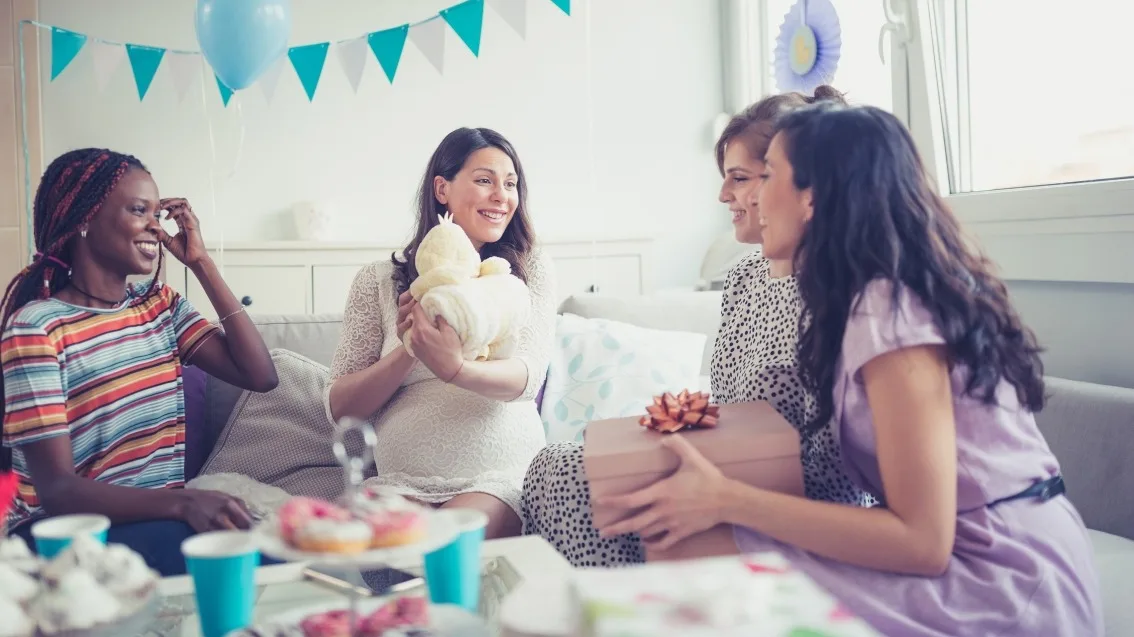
[1,148,157,470]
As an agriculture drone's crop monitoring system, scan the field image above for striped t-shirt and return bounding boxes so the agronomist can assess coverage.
[1,281,218,529]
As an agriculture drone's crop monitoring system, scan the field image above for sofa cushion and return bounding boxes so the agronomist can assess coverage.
[182,364,208,480]
[541,313,705,443]
[199,348,361,501]
[558,292,722,376]
[1088,529,1134,635]
[1035,377,1134,540]
[204,314,345,441]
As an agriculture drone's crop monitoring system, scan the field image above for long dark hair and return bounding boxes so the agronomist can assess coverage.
[1,148,157,470]
[773,103,1045,437]
[714,85,847,174]
[392,127,534,294]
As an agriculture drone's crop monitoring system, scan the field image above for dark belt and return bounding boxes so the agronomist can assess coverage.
[987,475,1065,509]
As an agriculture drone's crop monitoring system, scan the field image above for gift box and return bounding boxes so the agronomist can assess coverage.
[569,553,881,636]
[584,400,803,561]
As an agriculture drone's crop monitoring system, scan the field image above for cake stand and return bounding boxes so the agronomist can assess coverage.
[252,418,461,634]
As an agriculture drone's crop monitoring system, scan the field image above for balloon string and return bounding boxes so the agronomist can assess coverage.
[198,58,225,273]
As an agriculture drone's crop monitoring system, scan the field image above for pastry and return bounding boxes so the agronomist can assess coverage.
[0,535,40,575]
[298,609,353,637]
[97,543,159,602]
[298,597,432,637]
[39,533,107,585]
[0,596,34,637]
[279,497,373,554]
[0,562,38,605]
[354,488,428,549]
[31,568,122,634]
[358,596,430,635]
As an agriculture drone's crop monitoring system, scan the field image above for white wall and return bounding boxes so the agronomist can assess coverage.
[37,0,728,289]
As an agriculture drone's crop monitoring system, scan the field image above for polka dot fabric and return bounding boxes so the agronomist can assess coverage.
[522,442,645,567]
[521,253,873,568]
[712,253,875,507]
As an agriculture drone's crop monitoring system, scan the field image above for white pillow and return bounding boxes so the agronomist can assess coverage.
[541,313,707,443]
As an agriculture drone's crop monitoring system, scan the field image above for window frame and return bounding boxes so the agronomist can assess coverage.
[729,0,1134,285]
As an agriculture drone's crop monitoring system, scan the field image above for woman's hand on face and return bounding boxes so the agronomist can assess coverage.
[596,434,730,551]
[396,290,416,341]
[409,303,463,381]
[177,489,255,532]
[157,198,210,268]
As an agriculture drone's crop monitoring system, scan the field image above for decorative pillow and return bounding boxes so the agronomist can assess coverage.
[540,313,707,443]
[199,349,362,502]
[182,364,208,480]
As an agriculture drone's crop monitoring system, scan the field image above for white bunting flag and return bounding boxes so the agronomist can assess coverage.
[89,40,125,92]
[489,0,528,39]
[257,54,288,105]
[409,17,447,75]
[166,52,200,103]
[337,35,370,93]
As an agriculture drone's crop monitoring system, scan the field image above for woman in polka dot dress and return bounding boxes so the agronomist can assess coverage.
[521,87,874,567]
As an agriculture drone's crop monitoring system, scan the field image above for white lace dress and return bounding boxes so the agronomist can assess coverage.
[326,250,555,516]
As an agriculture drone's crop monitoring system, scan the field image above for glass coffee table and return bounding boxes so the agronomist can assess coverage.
[141,536,570,636]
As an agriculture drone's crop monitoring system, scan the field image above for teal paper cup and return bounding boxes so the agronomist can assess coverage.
[181,531,260,637]
[30,514,109,558]
[423,508,488,612]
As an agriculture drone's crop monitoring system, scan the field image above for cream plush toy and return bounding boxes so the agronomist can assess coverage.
[403,213,531,361]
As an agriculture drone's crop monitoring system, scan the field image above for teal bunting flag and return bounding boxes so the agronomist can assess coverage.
[35,0,572,102]
[288,42,330,101]
[367,25,408,84]
[50,27,87,80]
[549,0,571,16]
[125,44,165,100]
[441,0,485,57]
[216,75,234,107]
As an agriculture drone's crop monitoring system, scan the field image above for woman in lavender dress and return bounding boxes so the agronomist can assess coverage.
[597,104,1102,635]
[520,88,874,568]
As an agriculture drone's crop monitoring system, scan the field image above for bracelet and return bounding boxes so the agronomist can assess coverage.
[443,360,465,384]
[219,307,246,323]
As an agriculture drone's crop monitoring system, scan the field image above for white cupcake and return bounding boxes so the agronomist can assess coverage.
[97,544,158,601]
[39,534,106,584]
[0,596,35,637]
[0,562,38,605]
[32,569,123,634]
[0,535,40,574]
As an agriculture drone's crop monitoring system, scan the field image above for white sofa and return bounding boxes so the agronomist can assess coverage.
[195,290,1134,635]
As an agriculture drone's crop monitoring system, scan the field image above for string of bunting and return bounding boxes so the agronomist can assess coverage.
[39,0,570,105]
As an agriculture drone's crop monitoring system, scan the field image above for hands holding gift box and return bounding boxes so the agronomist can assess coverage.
[597,433,732,551]
[596,392,771,553]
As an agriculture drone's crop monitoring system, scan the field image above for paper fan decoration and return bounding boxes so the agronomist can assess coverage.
[773,0,842,93]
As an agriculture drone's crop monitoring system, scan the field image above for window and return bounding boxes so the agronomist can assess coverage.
[763,0,894,111]
[926,0,1134,194]
[727,0,1134,283]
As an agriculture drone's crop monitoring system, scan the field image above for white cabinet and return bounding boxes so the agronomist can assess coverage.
[186,266,309,321]
[162,238,652,319]
[312,265,369,314]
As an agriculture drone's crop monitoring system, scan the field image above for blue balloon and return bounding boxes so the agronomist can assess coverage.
[196,0,292,91]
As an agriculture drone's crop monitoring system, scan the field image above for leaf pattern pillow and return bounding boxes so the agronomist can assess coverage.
[540,313,707,443]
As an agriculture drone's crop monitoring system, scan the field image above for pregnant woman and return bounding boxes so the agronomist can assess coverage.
[327,128,555,539]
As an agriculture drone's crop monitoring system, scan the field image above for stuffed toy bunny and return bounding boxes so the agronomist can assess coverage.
[403,213,531,361]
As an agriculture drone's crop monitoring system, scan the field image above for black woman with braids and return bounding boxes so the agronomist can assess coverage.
[1,149,277,575]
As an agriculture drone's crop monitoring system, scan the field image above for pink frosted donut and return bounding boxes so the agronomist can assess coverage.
[298,609,352,637]
[278,497,371,554]
[358,596,430,635]
[353,490,427,549]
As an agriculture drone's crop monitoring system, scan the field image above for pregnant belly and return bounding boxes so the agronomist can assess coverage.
[371,380,545,479]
